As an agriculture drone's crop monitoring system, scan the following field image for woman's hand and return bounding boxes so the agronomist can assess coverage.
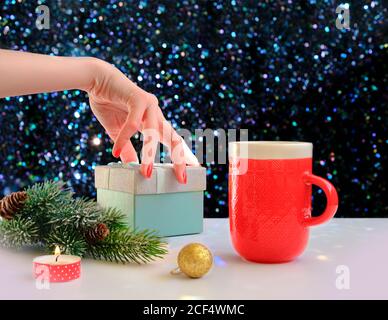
[0,50,199,183]
[87,58,199,183]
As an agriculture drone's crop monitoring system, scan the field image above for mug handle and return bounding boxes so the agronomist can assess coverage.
[303,172,338,227]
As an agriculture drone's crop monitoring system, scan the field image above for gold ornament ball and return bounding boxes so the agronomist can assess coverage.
[177,243,213,278]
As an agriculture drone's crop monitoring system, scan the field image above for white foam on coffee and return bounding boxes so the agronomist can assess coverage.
[229,141,312,159]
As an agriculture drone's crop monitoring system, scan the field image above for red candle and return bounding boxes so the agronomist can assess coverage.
[33,246,81,282]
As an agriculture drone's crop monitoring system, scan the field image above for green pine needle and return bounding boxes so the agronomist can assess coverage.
[0,217,39,248]
[88,229,168,264]
[48,197,102,230]
[20,181,73,232]
[98,207,127,231]
[44,225,88,257]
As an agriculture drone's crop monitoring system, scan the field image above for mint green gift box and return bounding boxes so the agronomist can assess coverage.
[95,163,206,237]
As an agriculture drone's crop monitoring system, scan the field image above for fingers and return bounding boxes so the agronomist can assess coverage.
[159,120,199,166]
[171,142,187,184]
[159,120,188,184]
[182,139,200,166]
[140,109,159,178]
[105,130,138,164]
[112,104,146,158]
[120,139,139,163]
[161,120,199,163]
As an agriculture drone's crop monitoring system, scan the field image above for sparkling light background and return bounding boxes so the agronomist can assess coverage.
[0,1,386,217]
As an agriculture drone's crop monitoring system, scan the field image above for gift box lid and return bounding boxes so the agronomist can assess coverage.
[95,163,207,194]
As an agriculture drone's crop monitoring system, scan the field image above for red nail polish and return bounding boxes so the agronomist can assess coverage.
[113,149,121,158]
[182,171,187,184]
[147,164,153,178]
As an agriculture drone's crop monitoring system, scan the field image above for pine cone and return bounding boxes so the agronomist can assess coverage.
[0,191,28,220]
[85,223,110,244]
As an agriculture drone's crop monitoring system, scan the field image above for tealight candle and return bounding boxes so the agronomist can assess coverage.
[33,246,81,282]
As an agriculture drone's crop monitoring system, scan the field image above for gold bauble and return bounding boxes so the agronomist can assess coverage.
[176,243,213,278]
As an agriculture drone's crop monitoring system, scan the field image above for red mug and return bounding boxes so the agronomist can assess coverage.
[229,141,338,263]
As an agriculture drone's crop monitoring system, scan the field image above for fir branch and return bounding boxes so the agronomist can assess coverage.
[20,181,72,226]
[44,225,87,257]
[0,217,39,248]
[1,181,169,263]
[48,197,102,230]
[87,229,168,264]
[98,207,127,231]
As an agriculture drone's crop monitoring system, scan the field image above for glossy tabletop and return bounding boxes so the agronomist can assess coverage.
[0,218,387,300]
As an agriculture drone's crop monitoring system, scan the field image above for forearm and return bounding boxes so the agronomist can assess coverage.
[0,49,96,98]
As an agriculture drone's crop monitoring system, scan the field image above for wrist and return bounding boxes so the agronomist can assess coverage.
[81,57,108,92]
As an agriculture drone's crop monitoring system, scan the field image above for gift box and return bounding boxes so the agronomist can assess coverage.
[95,163,206,237]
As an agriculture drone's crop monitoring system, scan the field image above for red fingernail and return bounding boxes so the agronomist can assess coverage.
[146,164,153,178]
[113,149,121,158]
[181,171,187,184]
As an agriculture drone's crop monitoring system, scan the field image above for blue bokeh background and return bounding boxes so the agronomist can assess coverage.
[0,1,386,217]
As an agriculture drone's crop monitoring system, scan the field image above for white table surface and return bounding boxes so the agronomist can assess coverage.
[0,218,387,300]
